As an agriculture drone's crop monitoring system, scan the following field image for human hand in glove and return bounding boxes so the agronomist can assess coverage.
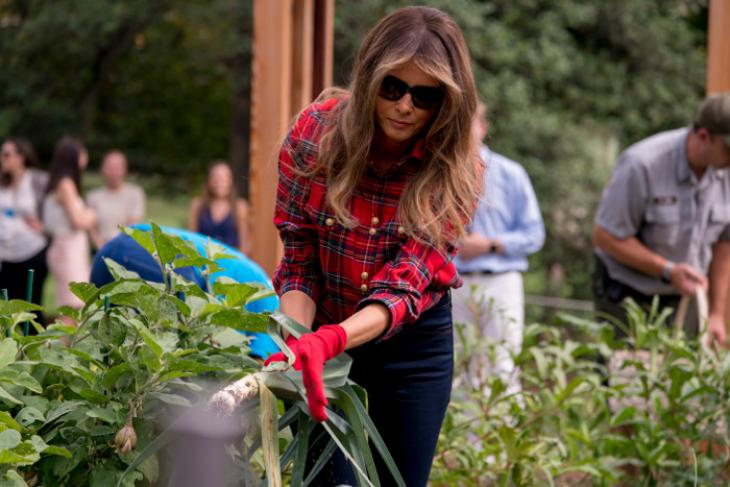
[265,324,347,421]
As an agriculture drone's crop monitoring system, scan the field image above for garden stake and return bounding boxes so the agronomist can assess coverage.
[24,269,34,335]
[1,289,7,337]
[103,296,110,313]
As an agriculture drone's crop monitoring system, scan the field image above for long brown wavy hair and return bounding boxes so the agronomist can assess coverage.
[304,6,481,247]
[46,136,85,195]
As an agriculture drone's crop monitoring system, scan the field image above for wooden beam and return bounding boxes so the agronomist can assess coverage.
[249,0,292,275]
[312,0,334,99]
[707,1,730,328]
[291,0,314,116]
[707,0,730,94]
[249,0,334,276]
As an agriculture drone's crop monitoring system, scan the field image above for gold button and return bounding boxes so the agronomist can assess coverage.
[361,272,369,280]
[371,217,380,225]
[397,225,406,235]
[360,284,368,292]
[325,218,334,226]
[369,228,377,235]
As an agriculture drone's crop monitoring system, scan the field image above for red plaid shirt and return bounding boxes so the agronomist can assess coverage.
[273,98,461,339]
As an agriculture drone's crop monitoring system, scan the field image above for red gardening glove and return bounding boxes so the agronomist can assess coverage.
[265,325,347,421]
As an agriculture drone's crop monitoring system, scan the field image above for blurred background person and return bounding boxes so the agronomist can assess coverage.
[0,137,49,314]
[452,101,545,400]
[88,150,145,250]
[188,161,250,255]
[43,136,96,317]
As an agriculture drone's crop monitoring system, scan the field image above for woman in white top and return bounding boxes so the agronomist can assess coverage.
[0,138,49,314]
[43,136,96,313]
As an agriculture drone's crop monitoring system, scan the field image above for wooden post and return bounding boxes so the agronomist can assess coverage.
[707,0,730,95]
[291,0,314,116]
[249,0,334,275]
[707,0,730,327]
[249,0,292,276]
[312,0,334,99]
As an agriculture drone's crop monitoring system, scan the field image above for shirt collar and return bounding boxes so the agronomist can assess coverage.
[367,139,425,177]
[676,129,692,183]
[677,127,720,186]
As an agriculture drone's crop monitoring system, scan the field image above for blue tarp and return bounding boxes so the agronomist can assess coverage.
[90,224,279,358]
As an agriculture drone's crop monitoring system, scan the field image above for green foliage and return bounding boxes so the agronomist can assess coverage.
[0,225,402,486]
[0,224,276,485]
[436,298,730,485]
[0,0,246,186]
[333,0,708,301]
[0,0,711,300]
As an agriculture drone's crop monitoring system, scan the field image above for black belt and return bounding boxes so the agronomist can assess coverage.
[460,270,495,276]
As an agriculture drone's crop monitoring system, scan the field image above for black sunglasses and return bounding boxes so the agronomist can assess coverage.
[378,75,444,110]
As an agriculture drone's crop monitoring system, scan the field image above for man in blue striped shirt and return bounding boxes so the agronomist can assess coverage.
[453,102,545,399]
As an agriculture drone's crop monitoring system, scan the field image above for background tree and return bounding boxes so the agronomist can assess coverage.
[0,0,710,304]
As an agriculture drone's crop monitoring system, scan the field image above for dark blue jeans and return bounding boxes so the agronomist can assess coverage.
[309,292,454,486]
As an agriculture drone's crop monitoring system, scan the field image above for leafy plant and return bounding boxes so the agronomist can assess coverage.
[0,224,403,486]
[434,298,729,486]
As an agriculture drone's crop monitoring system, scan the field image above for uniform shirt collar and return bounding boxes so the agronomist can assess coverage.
[676,128,692,183]
[677,127,720,186]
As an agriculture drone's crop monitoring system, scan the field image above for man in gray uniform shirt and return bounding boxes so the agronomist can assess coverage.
[593,92,730,345]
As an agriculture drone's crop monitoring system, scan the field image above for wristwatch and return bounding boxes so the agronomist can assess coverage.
[660,261,674,284]
[488,242,499,254]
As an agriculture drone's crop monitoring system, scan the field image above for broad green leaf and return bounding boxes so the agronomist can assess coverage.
[151,222,180,264]
[0,412,21,431]
[15,407,45,426]
[0,338,18,369]
[121,227,155,255]
[245,287,277,304]
[0,369,41,394]
[41,445,72,458]
[0,429,21,450]
[0,470,27,486]
[0,449,31,464]
[205,307,268,333]
[98,315,127,347]
[212,280,267,307]
[68,282,99,303]
[87,408,118,424]
[0,385,21,405]
[104,257,142,281]
[102,364,132,389]
[157,371,194,383]
[203,239,235,262]
[129,321,163,358]
[172,256,213,269]
[46,401,87,423]
[0,300,42,316]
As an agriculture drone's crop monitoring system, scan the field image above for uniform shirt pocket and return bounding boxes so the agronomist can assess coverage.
[705,205,730,244]
[644,205,680,246]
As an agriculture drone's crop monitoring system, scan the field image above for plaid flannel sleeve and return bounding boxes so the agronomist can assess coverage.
[272,108,322,302]
[358,237,460,340]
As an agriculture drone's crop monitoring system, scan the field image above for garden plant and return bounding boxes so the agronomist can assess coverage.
[0,224,402,487]
[433,298,730,486]
[2,225,729,486]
